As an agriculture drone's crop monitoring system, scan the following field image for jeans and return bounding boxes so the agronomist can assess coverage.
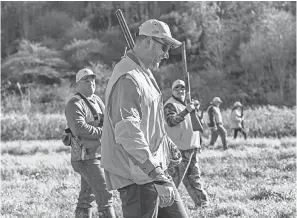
[118,180,188,218]
[71,158,114,212]
[209,125,227,148]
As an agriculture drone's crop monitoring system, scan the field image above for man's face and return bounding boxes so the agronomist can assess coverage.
[149,37,170,69]
[172,84,186,101]
[214,102,221,107]
[77,75,96,95]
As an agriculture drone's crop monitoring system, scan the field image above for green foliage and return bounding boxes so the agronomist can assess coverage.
[29,10,73,41]
[63,39,106,70]
[239,10,296,104]
[1,40,69,84]
[64,21,96,42]
[1,106,295,141]
[1,1,296,106]
[221,106,296,138]
[1,113,66,141]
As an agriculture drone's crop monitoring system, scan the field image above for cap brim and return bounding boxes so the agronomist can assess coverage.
[84,74,97,79]
[163,36,182,49]
[77,74,97,83]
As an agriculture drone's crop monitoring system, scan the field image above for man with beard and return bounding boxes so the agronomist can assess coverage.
[65,68,116,218]
[164,79,209,208]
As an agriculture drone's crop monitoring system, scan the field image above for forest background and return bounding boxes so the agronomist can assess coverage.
[1,1,296,115]
[1,3,296,217]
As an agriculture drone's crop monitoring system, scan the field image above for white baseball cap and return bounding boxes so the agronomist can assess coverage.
[139,19,182,48]
[76,68,96,83]
[172,79,185,89]
[211,97,222,104]
[234,101,242,107]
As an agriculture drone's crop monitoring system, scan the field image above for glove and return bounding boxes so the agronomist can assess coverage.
[167,137,182,168]
[193,100,200,109]
[186,102,195,113]
[168,147,182,169]
[154,178,176,208]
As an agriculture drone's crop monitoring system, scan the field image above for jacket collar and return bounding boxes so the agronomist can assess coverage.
[172,95,186,106]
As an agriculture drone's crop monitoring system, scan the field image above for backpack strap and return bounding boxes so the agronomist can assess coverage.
[75,92,99,120]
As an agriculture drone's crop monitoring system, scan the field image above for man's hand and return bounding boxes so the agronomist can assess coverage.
[186,101,195,113]
[154,181,176,208]
[193,100,200,109]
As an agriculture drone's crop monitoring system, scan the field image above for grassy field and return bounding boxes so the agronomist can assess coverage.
[1,137,296,218]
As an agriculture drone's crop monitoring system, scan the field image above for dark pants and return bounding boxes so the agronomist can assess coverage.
[118,180,188,218]
[233,128,247,139]
[210,125,227,148]
[71,158,114,213]
[168,149,208,206]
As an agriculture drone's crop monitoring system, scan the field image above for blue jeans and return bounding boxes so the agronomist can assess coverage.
[71,158,114,212]
[118,180,188,218]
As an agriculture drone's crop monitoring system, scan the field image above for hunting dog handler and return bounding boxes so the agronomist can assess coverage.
[101,19,189,218]
[164,79,209,208]
[65,68,116,218]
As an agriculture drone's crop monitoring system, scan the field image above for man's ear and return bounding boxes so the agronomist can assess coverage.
[144,37,153,49]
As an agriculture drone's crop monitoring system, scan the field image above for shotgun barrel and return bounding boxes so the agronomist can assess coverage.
[115,9,135,50]
[182,42,191,103]
[181,41,203,132]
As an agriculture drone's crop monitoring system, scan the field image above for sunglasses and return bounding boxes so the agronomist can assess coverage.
[152,37,171,53]
[173,85,185,91]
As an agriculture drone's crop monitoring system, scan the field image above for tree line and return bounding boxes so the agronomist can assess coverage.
[1,1,296,112]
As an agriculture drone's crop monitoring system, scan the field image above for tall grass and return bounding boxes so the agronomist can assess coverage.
[1,106,295,141]
[1,138,296,217]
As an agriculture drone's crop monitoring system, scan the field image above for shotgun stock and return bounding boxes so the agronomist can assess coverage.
[181,42,203,132]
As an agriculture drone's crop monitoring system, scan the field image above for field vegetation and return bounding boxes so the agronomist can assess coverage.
[1,105,295,141]
[1,138,296,218]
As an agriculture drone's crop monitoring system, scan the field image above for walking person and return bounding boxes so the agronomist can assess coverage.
[164,79,209,208]
[206,97,228,150]
[101,19,189,218]
[230,101,247,139]
[64,68,116,218]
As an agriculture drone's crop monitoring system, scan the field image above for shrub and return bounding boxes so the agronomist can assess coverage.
[1,113,66,141]
[1,40,70,84]
[64,21,96,42]
[1,106,295,141]
[63,39,106,69]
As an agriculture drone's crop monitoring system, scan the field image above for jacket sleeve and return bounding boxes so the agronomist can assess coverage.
[164,103,189,127]
[112,76,162,176]
[232,110,242,122]
[65,98,102,140]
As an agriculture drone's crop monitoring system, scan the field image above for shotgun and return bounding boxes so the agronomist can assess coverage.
[241,106,245,129]
[176,43,204,189]
[181,42,204,132]
[115,9,135,50]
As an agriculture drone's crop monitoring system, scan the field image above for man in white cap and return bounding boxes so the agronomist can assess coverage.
[230,101,247,139]
[101,19,188,218]
[164,79,209,208]
[64,68,116,218]
[206,97,228,150]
